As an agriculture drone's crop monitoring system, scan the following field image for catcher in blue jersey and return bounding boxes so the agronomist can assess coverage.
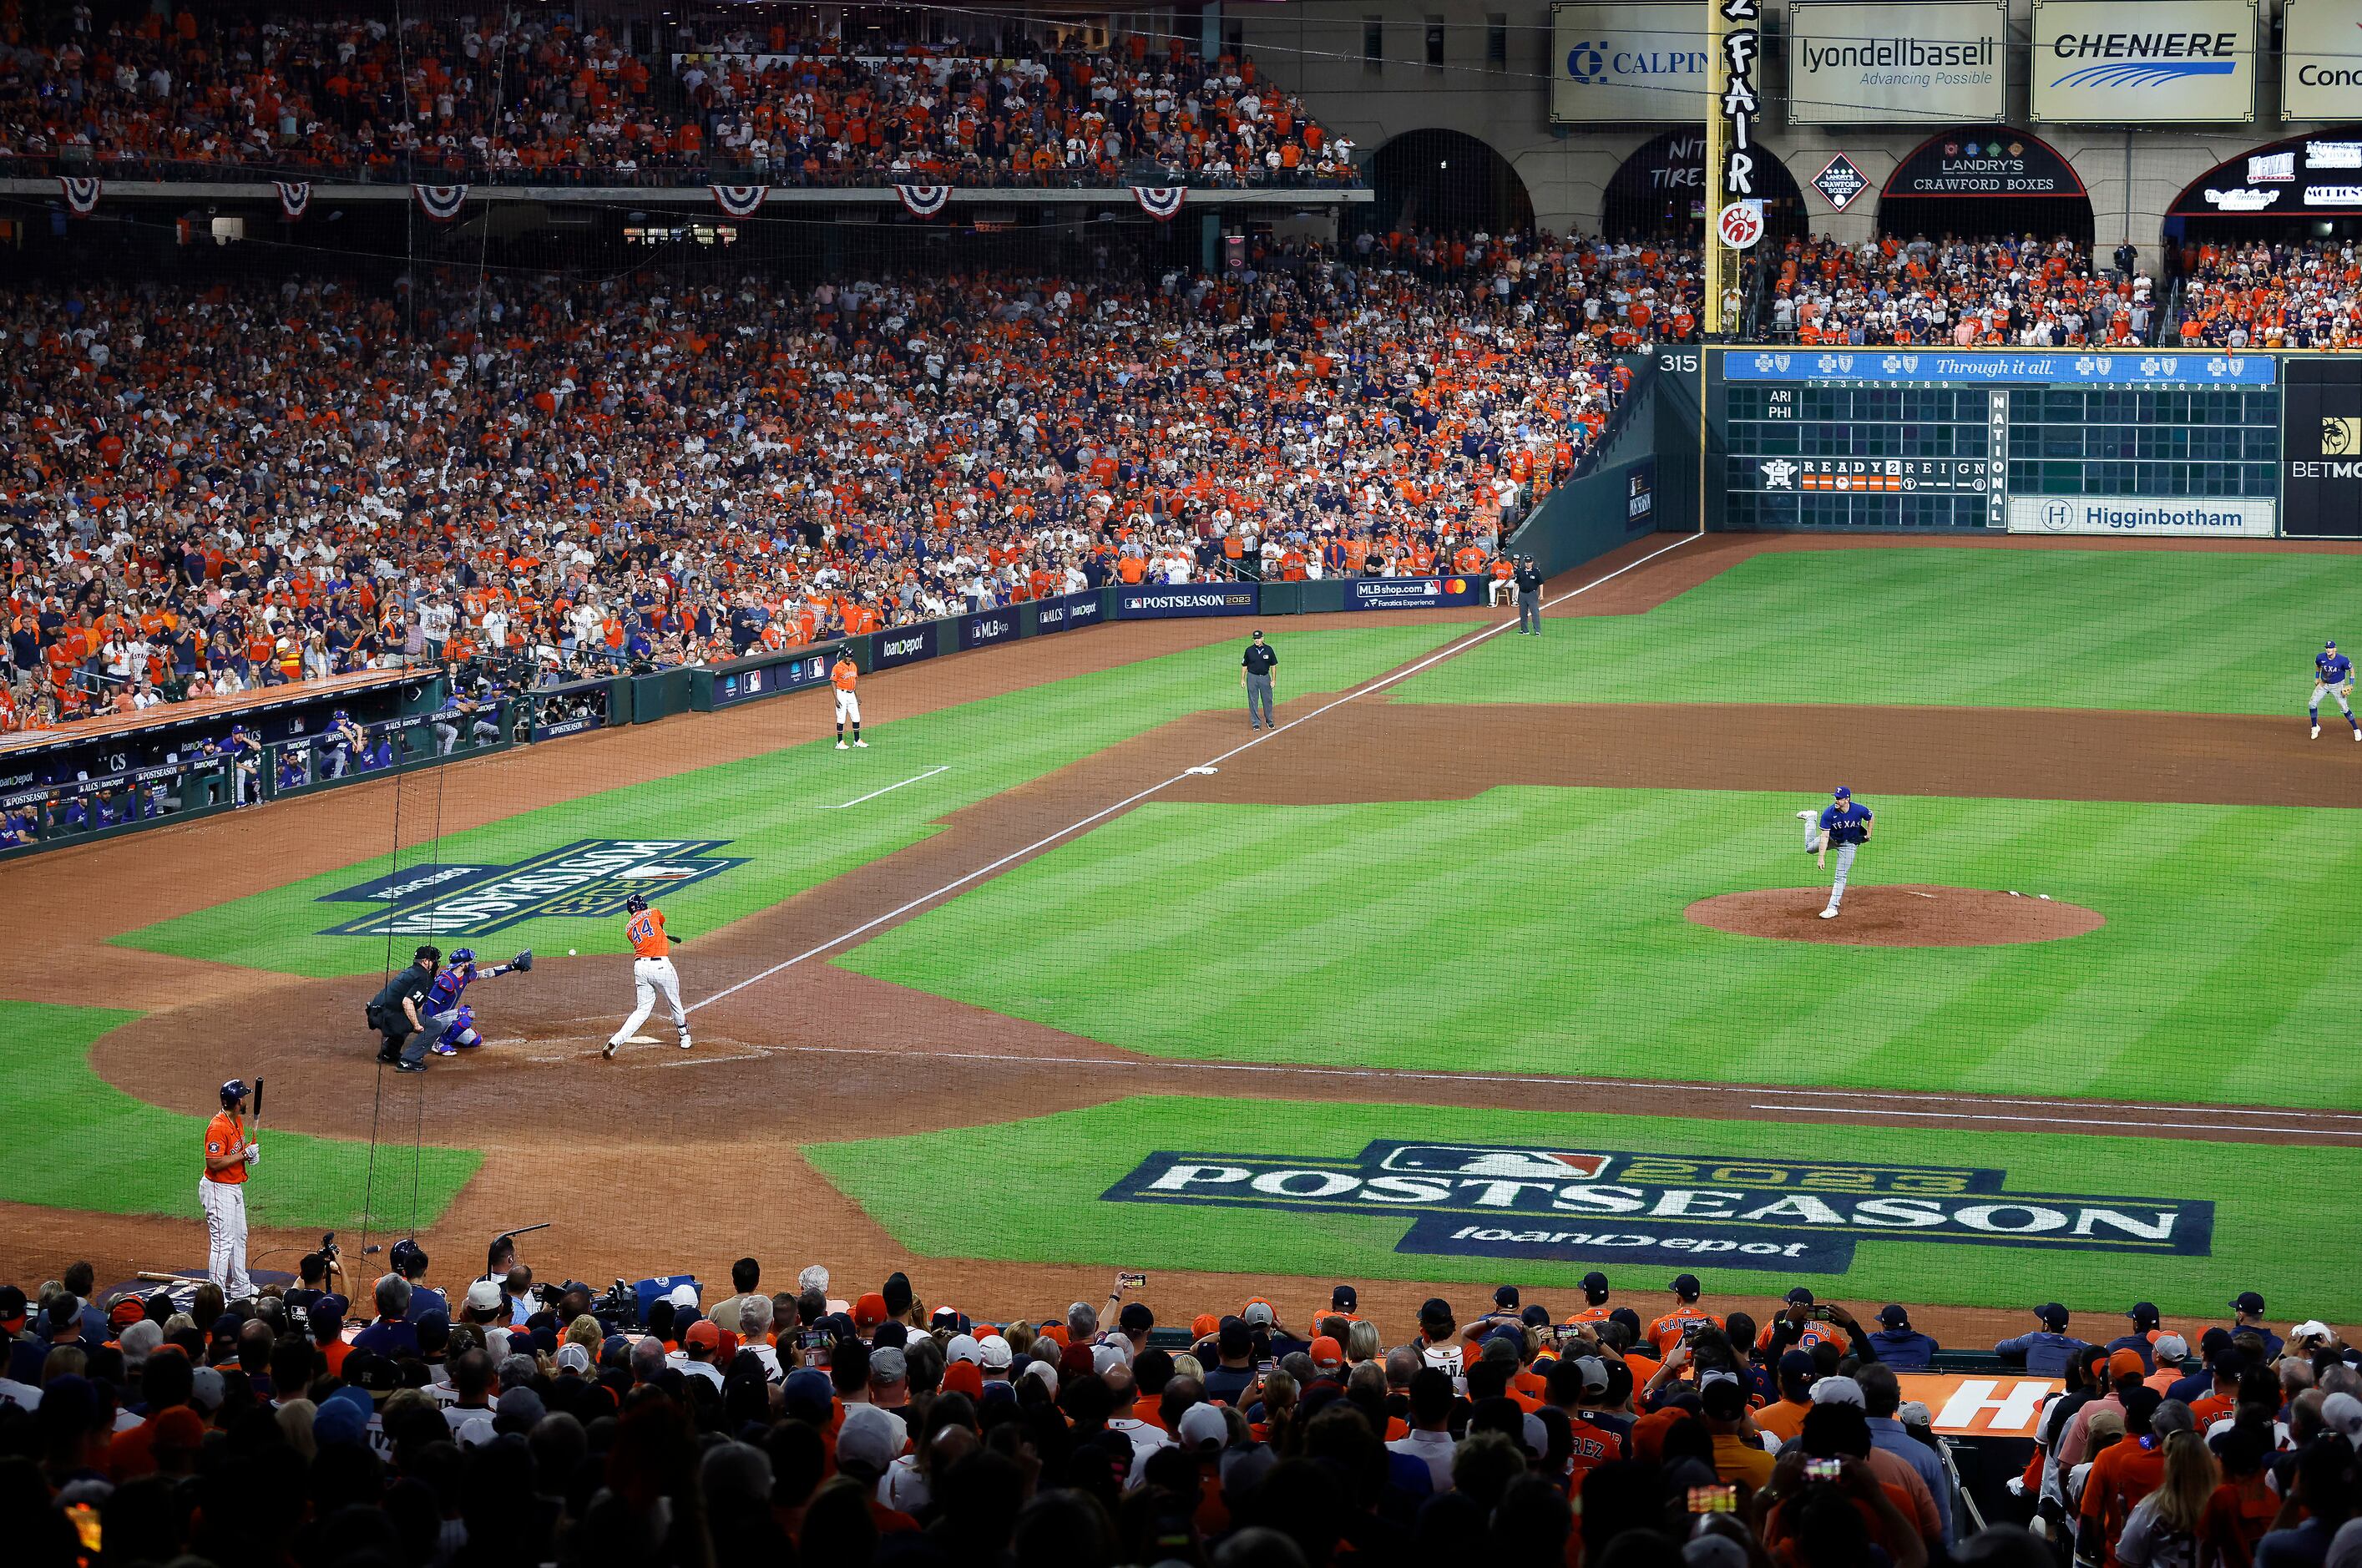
[2312,640,2359,741]
[424,947,534,1055]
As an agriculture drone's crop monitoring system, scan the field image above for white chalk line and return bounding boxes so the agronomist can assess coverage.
[1763,1104,2362,1139]
[823,765,950,810]
[685,533,1705,1017]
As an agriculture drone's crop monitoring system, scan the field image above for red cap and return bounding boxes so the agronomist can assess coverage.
[853,1292,889,1329]
[942,1361,985,1399]
[2107,1348,2147,1379]
[1309,1336,1344,1371]
[685,1320,721,1349]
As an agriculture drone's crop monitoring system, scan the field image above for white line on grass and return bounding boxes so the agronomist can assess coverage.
[687,533,1705,1015]
[1758,1105,2362,1137]
[823,765,949,809]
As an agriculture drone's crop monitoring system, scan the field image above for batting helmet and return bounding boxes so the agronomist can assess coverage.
[389,1238,426,1278]
[220,1078,248,1110]
[625,893,649,914]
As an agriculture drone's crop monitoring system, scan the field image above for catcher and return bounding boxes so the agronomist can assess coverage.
[425,946,533,1056]
[2311,640,2358,741]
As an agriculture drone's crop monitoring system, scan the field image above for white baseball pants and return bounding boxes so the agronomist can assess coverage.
[200,1177,254,1298]
[613,955,686,1043]
[834,690,862,725]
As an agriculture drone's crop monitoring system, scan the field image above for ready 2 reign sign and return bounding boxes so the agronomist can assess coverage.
[1104,1141,2213,1272]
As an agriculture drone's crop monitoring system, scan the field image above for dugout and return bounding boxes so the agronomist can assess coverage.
[1874,127,2094,252]
[2162,126,2362,249]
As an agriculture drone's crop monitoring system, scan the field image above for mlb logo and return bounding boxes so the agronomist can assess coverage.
[1378,1145,1611,1179]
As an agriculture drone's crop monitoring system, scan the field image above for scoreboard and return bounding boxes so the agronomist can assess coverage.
[1707,350,2281,534]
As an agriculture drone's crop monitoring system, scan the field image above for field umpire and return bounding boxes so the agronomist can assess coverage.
[368,944,452,1073]
[1242,630,1278,730]
[1515,555,1544,635]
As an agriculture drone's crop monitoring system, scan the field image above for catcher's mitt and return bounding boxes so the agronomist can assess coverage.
[511,949,534,973]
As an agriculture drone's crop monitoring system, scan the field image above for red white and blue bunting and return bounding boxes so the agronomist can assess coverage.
[412,184,470,221]
[1131,186,1186,220]
[709,185,769,218]
[274,181,311,220]
[58,176,100,216]
[894,184,950,219]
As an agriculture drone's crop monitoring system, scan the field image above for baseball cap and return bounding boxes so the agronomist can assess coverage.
[1242,1300,1277,1328]
[869,1347,908,1383]
[189,1364,226,1411]
[1669,1274,1701,1297]
[2292,1320,2335,1345]
[685,1320,721,1351]
[1178,1401,1229,1451]
[2231,1291,2267,1315]
[1308,1336,1344,1372]
[1878,1305,1909,1328]
[1331,1285,1358,1311]
[782,1368,834,1423]
[1810,1377,1865,1408]
[2086,1408,2127,1442]
[1833,786,1851,799]
[837,1405,906,1473]
[1419,1297,1454,1325]
[2107,1348,2148,1379]
[881,1272,913,1318]
[0,1285,25,1331]
[1521,1305,1550,1328]
[1570,1355,1610,1393]
[853,1292,888,1329]
[978,1335,1013,1371]
[946,1333,983,1366]
[2127,1302,2161,1327]
[1581,1272,1610,1298]
[1118,1302,1154,1334]
[1699,1375,1747,1421]
[2154,1333,2189,1362]
[1778,1350,1816,1381]
[942,1361,985,1400]
[1493,1286,1521,1309]
[556,1343,593,1374]
[464,1279,503,1313]
[667,1282,699,1309]
[2034,1302,2071,1328]
[1251,629,1263,639]
[1784,1287,1816,1306]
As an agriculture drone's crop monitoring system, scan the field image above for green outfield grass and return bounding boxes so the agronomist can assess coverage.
[2,1001,478,1227]
[804,1095,2359,1321]
[1397,548,2362,712]
[114,625,1459,978]
[840,786,2362,1109]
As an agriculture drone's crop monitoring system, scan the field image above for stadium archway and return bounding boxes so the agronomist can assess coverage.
[1365,128,1534,235]
[1600,129,1805,240]
[1875,128,2093,249]
[2163,126,2362,248]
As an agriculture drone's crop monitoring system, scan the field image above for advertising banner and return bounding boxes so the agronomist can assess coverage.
[1723,349,2275,387]
[2282,358,2362,538]
[711,651,832,708]
[1344,576,1487,610]
[870,625,938,671]
[2030,0,2257,124]
[1033,590,1105,635]
[2167,134,2362,217]
[1116,584,1260,619]
[1895,1375,2062,1438]
[1883,129,2086,199]
[1550,3,1709,124]
[958,609,1021,651]
[1787,3,2006,124]
[2282,2,2362,120]
[2005,496,2277,537]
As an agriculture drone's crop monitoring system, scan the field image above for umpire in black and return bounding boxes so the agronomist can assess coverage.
[368,945,445,1074]
[1242,629,1278,730]
[1515,554,1544,635]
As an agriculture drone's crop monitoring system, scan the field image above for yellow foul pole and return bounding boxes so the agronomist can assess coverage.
[1703,0,1728,336]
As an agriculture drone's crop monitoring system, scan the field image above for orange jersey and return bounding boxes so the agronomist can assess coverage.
[627,908,670,959]
[1646,1308,1723,1355]
[832,659,857,692]
[204,1111,249,1185]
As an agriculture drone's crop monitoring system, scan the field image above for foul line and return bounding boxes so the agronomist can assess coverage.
[688,533,1703,1015]
[1763,1104,2362,1138]
[823,765,950,809]
[741,1044,2358,1138]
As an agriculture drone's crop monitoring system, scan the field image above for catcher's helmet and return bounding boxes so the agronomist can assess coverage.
[448,948,476,967]
[625,893,649,914]
[220,1078,248,1110]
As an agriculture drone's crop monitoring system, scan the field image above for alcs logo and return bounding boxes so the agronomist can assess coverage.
[1566,41,1607,83]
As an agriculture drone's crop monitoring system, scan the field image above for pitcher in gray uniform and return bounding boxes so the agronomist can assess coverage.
[1798,786,1874,919]
[1242,629,1278,730]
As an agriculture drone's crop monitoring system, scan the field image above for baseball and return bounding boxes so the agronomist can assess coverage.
[568,948,577,956]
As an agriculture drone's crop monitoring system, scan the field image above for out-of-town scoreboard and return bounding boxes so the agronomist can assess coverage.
[1707,349,2281,534]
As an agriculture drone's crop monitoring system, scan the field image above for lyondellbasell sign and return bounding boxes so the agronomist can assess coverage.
[1104,1141,2215,1273]
[1787,2,2007,124]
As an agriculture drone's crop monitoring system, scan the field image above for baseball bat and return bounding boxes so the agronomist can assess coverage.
[251,1075,265,1128]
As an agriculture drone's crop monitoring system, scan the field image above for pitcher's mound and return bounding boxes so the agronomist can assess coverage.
[1686,885,2104,948]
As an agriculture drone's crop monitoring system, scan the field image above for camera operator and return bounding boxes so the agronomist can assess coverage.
[284,1238,347,1320]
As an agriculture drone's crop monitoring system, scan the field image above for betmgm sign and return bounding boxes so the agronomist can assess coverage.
[1105,1141,2213,1273]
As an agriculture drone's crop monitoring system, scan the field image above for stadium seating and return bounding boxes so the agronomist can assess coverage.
[1762,234,2153,347]
[2170,239,2362,350]
[0,230,1667,733]
[2,1257,2349,1566]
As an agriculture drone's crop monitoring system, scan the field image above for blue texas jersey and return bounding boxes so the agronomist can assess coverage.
[425,964,477,1012]
[2319,650,2353,683]
[1818,801,1874,844]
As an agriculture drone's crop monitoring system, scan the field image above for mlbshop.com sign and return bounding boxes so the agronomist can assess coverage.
[1104,1141,2213,1273]
[1345,576,1483,609]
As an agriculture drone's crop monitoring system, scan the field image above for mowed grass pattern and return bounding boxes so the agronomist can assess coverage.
[803,1095,2362,1320]
[1395,548,2362,712]
[839,787,2362,1109]
[114,625,1460,978]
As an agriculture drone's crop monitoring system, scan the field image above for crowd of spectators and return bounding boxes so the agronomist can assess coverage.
[0,4,1349,188]
[0,227,1682,734]
[4,1251,2358,1568]
[2168,240,2362,352]
[1763,235,2156,348]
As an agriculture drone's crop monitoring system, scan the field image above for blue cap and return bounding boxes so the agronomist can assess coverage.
[1833,786,1851,799]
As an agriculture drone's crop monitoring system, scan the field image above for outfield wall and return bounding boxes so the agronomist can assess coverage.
[1683,346,2362,538]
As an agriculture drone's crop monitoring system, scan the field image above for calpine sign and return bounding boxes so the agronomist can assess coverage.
[1105,1141,2213,1273]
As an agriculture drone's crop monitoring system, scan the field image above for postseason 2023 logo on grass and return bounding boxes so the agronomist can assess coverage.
[1103,1141,2214,1273]
[316,839,747,938]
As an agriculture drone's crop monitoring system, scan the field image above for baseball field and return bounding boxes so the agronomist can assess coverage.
[10,531,2359,1338]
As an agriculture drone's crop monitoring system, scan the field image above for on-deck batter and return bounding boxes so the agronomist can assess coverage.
[604,893,689,1056]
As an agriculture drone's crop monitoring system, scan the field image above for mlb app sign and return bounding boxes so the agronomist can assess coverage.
[1105,1141,2213,1273]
